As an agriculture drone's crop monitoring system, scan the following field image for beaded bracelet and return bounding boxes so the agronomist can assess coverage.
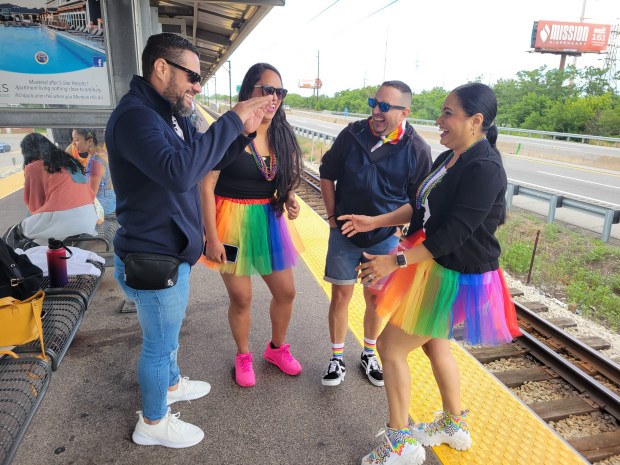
[205,240,221,247]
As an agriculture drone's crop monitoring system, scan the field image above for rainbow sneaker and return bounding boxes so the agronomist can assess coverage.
[410,409,471,451]
[361,425,425,465]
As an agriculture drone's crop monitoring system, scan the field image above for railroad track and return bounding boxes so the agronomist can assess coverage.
[297,166,620,465]
[298,168,326,219]
[466,303,620,464]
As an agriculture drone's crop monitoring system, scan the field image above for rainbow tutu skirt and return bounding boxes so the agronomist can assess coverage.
[376,231,521,346]
[200,196,304,276]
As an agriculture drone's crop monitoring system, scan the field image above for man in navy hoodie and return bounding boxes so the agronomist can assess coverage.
[105,32,271,449]
[319,81,432,388]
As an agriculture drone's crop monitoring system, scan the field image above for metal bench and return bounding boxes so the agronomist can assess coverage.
[64,217,119,253]
[0,357,51,465]
[13,294,86,371]
[40,260,105,308]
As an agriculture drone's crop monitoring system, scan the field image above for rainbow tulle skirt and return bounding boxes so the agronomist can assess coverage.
[200,196,304,276]
[376,231,521,346]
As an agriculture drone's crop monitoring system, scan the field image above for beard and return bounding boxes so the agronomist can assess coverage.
[163,75,193,117]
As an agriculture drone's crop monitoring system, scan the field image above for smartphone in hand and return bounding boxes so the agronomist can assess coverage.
[223,243,239,263]
[203,242,239,263]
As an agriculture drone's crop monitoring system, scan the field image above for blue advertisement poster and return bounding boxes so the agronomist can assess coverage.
[0,0,111,107]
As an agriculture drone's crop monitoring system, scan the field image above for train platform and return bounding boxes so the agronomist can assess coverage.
[0,169,588,465]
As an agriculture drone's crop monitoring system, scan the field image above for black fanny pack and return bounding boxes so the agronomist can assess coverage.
[123,253,180,290]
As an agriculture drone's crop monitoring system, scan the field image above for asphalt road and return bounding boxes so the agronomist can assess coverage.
[0,132,22,170]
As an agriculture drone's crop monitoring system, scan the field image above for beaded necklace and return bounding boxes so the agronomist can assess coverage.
[415,137,486,209]
[249,140,279,181]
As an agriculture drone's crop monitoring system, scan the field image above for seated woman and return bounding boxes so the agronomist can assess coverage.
[70,128,116,216]
[9,133,98,246]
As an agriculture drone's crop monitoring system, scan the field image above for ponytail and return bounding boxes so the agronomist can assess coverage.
[486,124,498,148]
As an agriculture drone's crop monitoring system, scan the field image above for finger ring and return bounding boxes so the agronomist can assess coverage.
[368,274,374,281]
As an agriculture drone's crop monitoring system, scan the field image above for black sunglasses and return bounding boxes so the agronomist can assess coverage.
[165,59,202,84]
[368,97,407,113]
[254,85,288,100]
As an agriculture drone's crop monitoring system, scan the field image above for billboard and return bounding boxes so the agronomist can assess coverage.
[298,78,323,89]
[0,0,111,108]
[531,20,610,53]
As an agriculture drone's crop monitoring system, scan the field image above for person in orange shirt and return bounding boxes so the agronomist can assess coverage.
[70,129,116,216]
[4,133,98,247]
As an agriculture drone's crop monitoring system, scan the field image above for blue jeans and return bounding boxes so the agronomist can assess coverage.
[324,228,399,288]
[97,189,116,216]
[114,255,190,421]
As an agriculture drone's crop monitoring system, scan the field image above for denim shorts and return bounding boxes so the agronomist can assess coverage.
[324,228,399,286]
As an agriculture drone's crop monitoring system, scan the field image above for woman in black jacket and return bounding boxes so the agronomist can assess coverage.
[339,83,521,465]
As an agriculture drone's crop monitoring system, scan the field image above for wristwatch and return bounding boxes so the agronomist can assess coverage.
[396,251,407,268]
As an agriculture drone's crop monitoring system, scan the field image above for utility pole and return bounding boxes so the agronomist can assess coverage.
[383,26,389,82]
[223,60,232,109]
[572,0,588,68]
[316,50,320,103]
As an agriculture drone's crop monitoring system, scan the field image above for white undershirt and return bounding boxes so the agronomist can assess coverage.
[171,116,184,140]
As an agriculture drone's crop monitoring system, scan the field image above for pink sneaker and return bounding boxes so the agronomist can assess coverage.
[263,342,302,376]
[234,353,255,387]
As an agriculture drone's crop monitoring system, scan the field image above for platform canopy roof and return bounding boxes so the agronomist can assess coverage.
[153,0,284,82]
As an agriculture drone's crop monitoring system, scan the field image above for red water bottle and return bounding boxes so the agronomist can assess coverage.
[47,238,72,287]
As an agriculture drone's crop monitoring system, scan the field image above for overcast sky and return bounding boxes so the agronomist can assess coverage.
[210,0,619,97]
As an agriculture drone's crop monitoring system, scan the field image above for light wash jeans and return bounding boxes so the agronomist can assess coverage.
[114,254,190,421]
[97,189,116,216]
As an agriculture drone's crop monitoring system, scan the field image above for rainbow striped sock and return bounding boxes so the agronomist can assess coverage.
[363,337,376,356]
[331,342,344,360]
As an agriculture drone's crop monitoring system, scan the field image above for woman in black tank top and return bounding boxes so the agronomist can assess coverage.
[200,63,304,388]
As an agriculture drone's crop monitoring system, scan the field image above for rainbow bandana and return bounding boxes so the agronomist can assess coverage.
[368,117,406,152]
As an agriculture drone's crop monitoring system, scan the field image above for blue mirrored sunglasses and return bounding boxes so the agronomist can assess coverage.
[368,97,407,112]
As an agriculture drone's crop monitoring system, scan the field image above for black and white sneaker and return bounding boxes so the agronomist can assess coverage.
[322,358,346,386]
[361,352,384,387]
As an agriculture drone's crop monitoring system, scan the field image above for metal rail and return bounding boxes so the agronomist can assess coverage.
[516,302,620,387]
[301,169,321,193]
[515,302,620,420]
[506,183,620,243]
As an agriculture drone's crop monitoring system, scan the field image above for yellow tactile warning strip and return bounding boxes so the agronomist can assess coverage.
[196,102,216,124]
[295,195,588,465]
[0,171,24,200]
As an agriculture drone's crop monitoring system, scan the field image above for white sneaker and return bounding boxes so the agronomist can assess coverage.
[166,376,211,406]
[132,408,204,448]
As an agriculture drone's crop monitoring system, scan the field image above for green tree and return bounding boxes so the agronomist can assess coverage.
[411,87,448,120]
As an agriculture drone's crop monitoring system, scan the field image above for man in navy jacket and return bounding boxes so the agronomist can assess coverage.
[106,32,271,449]
[319,81,432,388]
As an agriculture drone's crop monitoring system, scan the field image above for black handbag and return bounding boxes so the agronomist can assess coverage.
[124,253,179,290]
[0,238,44,300]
